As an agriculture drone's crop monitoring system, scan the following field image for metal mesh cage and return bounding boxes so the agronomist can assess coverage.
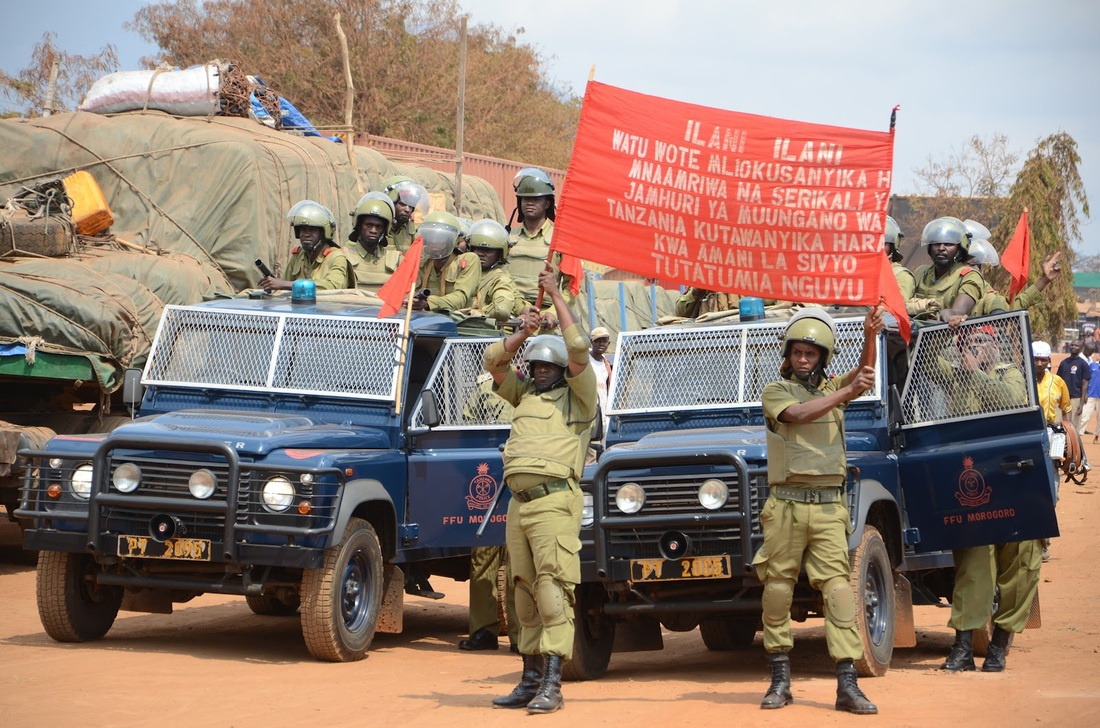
[900,312,1034,427]
[410,337,530,428]
[607,315,875,414]
[144,306,404,401]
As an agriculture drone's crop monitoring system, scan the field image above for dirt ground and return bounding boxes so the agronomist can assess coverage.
[2,448,1099,727]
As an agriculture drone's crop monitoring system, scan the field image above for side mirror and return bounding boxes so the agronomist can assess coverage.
[420,389,441,428]
[592,404,605,442]
[122,368,144,413]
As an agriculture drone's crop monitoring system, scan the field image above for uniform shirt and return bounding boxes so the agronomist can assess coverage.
[417,251,481,311]
[485,323,597,482]
[912,262,985,311]
[507,219,577,307]
[388,219,418,253]
[1036,370,1071,425]
[475,266,528,322]
[762,372,857,487]
[892,262,916,300]
[346,243,401,294]
[284,243,353,290]
[1056,354,1091,399]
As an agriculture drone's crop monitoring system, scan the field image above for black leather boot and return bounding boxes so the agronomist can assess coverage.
[526,655,564,714]
[942,629,976,672]
[981,626,1011,672]
[492,654,544,709]
[760,653,793,709]
[835,659,878,714]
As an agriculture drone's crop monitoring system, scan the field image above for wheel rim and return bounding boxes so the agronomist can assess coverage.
[340,547,372,632]
[863,556,889,647]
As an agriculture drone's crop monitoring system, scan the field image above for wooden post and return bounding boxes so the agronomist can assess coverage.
[454,16,468,214]
[334,12,362,195]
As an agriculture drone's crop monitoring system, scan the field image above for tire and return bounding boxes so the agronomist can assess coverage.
[699,617,757,651]
[300,518,384,662]
[562,582,615,681]
[246,592,301,617]
[36,550,121,642]
[849,526,895,677]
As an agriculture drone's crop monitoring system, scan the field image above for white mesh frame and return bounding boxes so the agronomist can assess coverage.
[143,305,405,401]
[607,316,877,415]
[410,337,531,429]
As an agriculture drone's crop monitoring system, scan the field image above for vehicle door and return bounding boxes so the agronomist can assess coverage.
[896,311,1058,553]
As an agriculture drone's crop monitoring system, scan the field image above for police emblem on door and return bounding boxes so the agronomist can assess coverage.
[466,463,498,510]
[955,456,992,507]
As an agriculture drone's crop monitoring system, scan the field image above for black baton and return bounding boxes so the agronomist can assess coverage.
[476,483,506,538]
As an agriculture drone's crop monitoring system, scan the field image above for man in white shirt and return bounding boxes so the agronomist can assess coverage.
[589,327,614,434]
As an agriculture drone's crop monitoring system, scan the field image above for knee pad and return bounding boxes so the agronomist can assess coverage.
[823,576,856,628]
[761,579,794,627]
[534,575,570,628]
[514,581,540,628]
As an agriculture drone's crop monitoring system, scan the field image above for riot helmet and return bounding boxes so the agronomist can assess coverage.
[466,219,510,268]
[921,216,971,258]
[512,167,556,228]
[419,210,461,260]
[382,175,429,223]
[287,200,336,241]
[967,238,1000,267]
[884,215,904,263]
[348,192,395,244]
[782,307,837,370]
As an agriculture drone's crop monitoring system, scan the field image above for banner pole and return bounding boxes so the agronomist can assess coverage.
[393,278,418,417]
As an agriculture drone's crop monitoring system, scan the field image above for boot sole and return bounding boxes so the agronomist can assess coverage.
[837,704,878,715]
[527,701,564,714]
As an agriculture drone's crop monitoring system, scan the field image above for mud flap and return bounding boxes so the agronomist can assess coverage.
[611,617,663,652]
[892,573,916,648]
[376,563,404,634]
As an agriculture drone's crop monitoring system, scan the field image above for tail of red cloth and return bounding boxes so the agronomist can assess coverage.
[1002,210,1030,301]
[879,255,911,343]
[377,236,423,317]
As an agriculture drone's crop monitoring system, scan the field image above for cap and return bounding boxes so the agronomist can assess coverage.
[1032,341,1052,358]
[590,327,611,341]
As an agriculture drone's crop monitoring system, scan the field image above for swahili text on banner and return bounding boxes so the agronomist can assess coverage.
[553,81,895,306]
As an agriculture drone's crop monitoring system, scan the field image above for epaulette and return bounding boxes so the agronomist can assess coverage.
[959,266,974,275]
[322,247,333,257]
[291,246,301,254]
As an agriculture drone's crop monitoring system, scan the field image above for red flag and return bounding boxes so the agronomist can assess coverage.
[552,81,895,306]
[878,255,911,343]
[1002,209,1030,301]
[554,246,584,296]
[377,236,423,318]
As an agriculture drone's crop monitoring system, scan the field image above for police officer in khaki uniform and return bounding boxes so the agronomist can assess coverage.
[483,266,596,714]
[465,219,529,323]
[507,168,578,321]
[346,192,402,294]
[911,216,984,322]
[885,215,916,300]
[940,326,1037,673]
[382,175,428,253]
[674,288,739,318]
[260,200,354,291]
[411,211,481,312]
[754,306,883,715]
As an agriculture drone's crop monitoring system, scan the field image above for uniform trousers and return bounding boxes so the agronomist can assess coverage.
[948,540,1042,634]
[505,480,582,658]
[468,545,505,636]
[753,495,863,661]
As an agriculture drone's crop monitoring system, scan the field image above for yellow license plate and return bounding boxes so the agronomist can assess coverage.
[118,534,212,561]
[630,554,731,582]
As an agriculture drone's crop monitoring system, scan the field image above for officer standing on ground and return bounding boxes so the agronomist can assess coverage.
[346,192,401,294]
[754,306,882,715]
[483,265,597,714]
[260,200,354,291]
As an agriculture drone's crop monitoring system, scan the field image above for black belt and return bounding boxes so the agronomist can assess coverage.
[511,479,572,503]
[771,485,842,504]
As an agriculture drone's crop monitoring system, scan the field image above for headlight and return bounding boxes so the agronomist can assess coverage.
[262,476,295,512]
[49,457,64,469]
[698,479,729,510]
[581,492,594,527]
[188,469,217,499]
[112,463,142,493]
[70,463,94,499]
[615,482,645,514]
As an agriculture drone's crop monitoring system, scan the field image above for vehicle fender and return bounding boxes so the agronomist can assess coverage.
[847,478,903,565]
[331,479,397,554]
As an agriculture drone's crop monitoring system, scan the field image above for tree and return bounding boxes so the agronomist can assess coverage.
[0,33,119,116]
[986,132,1090,342]
[125,0,579,169]
[908,134,1021,226]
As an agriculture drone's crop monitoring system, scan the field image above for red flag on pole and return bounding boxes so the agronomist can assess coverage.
[878,255,911,343]
[1002,209,1030,301]
[377,236,423,318]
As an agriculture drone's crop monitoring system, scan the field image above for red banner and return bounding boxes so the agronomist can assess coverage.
[554,82,896,306]
[1002,209,1030,301]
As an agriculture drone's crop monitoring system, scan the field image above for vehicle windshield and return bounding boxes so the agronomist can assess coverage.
[144,306,405,402]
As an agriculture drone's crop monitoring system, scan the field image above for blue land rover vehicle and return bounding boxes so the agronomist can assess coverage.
[565,309,1059,680]
[17,294,516,661]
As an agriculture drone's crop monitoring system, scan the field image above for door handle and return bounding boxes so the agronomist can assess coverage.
[999,459,1034,472]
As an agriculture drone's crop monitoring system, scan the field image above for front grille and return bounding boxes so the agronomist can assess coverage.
[602,468,766,560]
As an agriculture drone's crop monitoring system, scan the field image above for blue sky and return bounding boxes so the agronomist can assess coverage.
[4,0,1098,254]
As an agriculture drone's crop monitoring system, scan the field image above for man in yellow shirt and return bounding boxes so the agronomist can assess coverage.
[1033,341,1070,425]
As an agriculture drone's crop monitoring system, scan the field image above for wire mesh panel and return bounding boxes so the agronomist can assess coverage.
[608,315,876,414]
[144,305,404,401]
[411,337,529,429]
[900,312,1034,427]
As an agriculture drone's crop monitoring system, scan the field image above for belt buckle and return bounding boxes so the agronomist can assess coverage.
[806,489,819,504]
